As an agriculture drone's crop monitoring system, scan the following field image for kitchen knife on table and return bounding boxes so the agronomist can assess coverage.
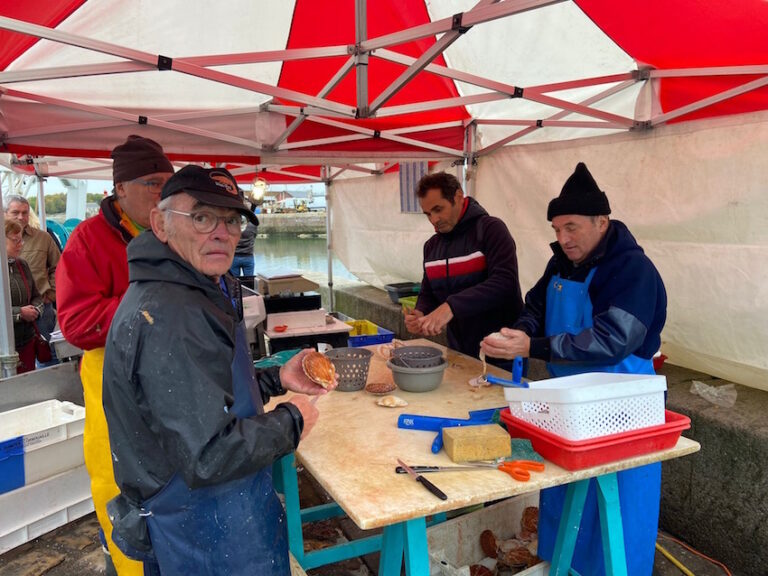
[396,458,448,500]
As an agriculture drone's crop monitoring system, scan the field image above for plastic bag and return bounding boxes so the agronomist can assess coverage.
[252,348,301,369]
[690,380,737,408]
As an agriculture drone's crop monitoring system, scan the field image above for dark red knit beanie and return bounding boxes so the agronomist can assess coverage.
[111,135,174,184]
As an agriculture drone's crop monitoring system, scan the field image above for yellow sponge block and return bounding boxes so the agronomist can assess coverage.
[443,424,512,463]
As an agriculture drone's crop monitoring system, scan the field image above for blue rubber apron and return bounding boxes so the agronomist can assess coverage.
[139,317,290,575]
[537,269,660,576]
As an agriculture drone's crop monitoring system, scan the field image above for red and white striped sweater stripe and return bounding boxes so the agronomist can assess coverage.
[424,250,486,280]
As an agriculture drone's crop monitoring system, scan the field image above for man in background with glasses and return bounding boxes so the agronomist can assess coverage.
[102,165,329,575]
[57,134,174,576]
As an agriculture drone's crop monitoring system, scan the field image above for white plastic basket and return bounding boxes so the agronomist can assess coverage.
[504,372,667,441]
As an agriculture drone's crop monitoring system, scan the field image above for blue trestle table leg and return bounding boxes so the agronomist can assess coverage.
[549,478,590,575]
[379,522,405,576]
[277,453,385,570]
[278,454,306,564]
[379,517,430,576]
[596,473,628,576]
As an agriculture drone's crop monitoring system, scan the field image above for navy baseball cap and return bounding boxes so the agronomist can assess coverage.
[161,165,258,225]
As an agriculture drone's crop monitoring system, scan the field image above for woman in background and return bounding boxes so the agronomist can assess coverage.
[6,219,43,373]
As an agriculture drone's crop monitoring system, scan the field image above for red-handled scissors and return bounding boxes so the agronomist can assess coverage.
[497,460,545,481]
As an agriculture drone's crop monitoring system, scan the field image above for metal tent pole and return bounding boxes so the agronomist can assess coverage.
[323,166,334,313]
[0,195,18,377]
[37,176,47,231]
[355,0,368,118]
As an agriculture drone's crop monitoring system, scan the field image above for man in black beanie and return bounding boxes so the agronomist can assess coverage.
[480,162,667,576]
[56,134,173,576]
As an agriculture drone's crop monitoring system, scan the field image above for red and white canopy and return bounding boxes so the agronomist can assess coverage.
[0,1,767,389]
[0,0,766,182]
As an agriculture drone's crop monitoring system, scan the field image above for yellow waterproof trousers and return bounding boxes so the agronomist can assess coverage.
[81,348,144,576]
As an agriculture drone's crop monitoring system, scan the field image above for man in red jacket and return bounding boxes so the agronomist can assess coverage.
[56,135,174,576]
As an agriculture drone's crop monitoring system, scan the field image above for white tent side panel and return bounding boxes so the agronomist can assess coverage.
[332,112,768,390]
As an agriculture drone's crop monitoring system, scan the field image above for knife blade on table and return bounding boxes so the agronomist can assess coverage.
[396,459,448,500]
[395,464,498,474]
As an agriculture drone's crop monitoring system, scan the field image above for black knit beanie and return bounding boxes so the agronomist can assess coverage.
[111,135,174,184]
[547,162,611,221]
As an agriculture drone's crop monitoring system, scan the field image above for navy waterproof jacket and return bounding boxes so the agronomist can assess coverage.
[103,232,302,505]
[416,197,523,358]
[514,220,667,365]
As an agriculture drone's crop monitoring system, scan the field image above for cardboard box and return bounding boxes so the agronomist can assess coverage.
[257,274,319,296]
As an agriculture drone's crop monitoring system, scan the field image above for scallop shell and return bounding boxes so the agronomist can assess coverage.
[301,351,336,389]
[376,395,408,407]
[365,381,397,395]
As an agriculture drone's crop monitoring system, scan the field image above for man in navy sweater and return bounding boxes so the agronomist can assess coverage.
[405,171,523,359]
[481,162,667,576]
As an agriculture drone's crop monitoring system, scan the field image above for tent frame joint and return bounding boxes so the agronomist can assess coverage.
[631,120,652,131]
[512,86,524,98]
[157,55,173,71]
[634,68,652,81]
[138,115,148,125]
[451,13,471,34]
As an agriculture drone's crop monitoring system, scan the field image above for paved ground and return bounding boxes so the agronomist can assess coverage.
[0,466,737,576]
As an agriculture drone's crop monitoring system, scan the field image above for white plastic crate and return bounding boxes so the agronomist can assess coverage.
[504,372,666,441]
[0,400,85,492]
[0,465,93,554]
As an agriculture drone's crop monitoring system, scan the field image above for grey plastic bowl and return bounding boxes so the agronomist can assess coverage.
[392,345,444,368]
[386,358,447,393]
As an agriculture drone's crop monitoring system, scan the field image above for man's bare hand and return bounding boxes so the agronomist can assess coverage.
[288,395,319,440]
[280,349,338,395]
[480,328,530,359]
[403,307,425,335]
[19,305,39,322]
[418,302,453,336]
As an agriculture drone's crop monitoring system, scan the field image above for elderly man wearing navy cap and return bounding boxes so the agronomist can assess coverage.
[481,162,667,575]
[102,165,335,576]
[57,134,175,576]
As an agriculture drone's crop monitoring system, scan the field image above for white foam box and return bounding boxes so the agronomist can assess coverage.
[243,293,267,329]
[504,372,667,441]
[0,465,93,554]
[267,308,328,331]
[427,493,544,575]
[0,399,86,491]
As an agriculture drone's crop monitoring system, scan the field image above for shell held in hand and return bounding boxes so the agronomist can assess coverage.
[301,351,336,389]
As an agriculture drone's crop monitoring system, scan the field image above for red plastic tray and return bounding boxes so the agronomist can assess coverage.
[500,408,691,471]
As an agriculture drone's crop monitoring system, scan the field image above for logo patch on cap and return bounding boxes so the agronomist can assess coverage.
[210,170,238,196]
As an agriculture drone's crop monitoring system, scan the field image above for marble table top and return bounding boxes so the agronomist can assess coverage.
[275,339,700,530]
